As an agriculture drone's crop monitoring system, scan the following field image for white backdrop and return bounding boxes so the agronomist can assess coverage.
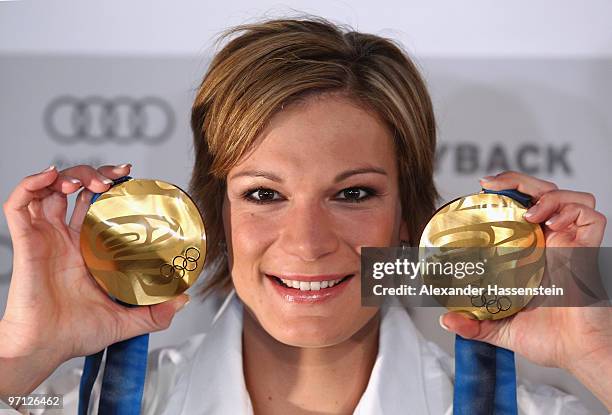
[1,1,611,414]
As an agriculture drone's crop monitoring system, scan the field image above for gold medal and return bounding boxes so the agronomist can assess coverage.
[80,178,207,305]
[419,191,545,320]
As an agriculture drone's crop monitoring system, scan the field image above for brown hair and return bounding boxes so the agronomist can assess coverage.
[189,16,439,297]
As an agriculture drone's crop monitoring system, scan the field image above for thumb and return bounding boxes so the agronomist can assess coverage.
[119,294,190,340]
[440,311,514,350]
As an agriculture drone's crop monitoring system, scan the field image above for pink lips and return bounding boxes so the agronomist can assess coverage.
[265,273,355,304]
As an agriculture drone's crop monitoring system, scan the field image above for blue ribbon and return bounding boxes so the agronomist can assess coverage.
[453,188,531,415]
[454,336,517,415]
[78,176,149,415]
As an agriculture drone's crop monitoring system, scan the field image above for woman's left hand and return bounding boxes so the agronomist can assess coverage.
[439,171,612,409]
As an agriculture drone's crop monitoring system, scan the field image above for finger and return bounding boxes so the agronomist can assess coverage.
[480,171,558,201]
[96,163,132,180]
[118,294,190,340]
[3,166,59,235]
[67,164,132,234]
[68,188,94,234]
[49,165,114,194]
[544,203,606,246]
[41,191,69,226]
[39,177,86,225]
[523,190,597,223]
[440,312,513,349]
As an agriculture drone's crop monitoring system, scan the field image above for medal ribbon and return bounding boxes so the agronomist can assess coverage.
[78,176,149,415]
[452,188,530,415]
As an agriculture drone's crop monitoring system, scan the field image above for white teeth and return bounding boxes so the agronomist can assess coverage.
[276,276,348,290]
[329,278,342,287]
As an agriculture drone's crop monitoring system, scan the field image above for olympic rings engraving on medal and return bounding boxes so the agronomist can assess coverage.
[44,96,175,144]
[486,295,512,314]
[159,263,176,279]
[470,293,487,308]
[469,294,512,314]
[469,285,512,315]
[159,247,201,280]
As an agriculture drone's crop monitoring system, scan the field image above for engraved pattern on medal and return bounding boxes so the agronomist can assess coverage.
[80,179,207,305]
[420,194,545,320]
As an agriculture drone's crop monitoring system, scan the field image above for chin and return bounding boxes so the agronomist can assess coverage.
[262,308,378,348]
[268,316,352,347]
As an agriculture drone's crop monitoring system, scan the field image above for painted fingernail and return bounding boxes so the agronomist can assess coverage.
[42,165,56,173]
[102,178,113,185]
[480,175,496,182]
[68,178,81,185]
[175,295,190,312]
[116,163,132,169]
[439,315,449,331]
[545,215,558,226]
[524,205,539,218]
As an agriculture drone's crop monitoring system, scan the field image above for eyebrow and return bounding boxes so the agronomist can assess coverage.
[229,166,388,183]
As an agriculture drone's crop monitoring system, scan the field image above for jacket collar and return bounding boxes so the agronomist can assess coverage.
[175,291,443,414]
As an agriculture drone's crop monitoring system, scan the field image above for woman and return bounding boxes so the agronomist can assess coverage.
[0,17,610,414]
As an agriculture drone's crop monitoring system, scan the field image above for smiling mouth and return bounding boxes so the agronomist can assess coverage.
[267,274,355,291]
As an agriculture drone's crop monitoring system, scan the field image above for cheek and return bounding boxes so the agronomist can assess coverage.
[334,207,399,247]
[227,210,278,274]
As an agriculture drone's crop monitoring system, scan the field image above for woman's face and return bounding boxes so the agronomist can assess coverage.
[223,94,407,347]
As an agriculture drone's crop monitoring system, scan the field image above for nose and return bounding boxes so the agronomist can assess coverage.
[279,199,339,262]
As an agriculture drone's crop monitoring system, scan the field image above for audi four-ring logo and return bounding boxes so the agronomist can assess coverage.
[159,247,201,279]
[44,96,175,144]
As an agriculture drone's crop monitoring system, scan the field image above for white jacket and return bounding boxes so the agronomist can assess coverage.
[1,291,591,414]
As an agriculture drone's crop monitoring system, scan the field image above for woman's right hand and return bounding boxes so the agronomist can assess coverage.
[0,164,189,397]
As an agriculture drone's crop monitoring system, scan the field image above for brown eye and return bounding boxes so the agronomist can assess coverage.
[246,187,281,203]
[337,187,373,202]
